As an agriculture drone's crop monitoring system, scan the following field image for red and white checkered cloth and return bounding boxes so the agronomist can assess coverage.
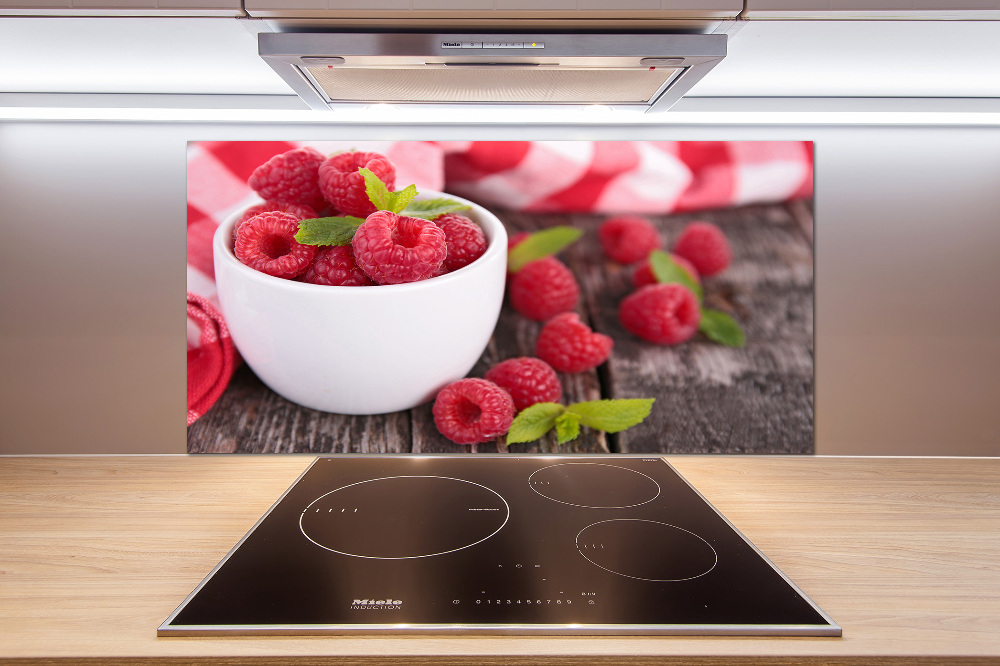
[438,141,812,214]
[186,140,812,424]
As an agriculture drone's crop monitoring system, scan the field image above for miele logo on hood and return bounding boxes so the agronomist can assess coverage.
[351,598,403,610]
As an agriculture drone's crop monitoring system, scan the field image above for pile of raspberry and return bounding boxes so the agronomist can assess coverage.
[433,232,613,445]
[233,147,488,286]
[431,216,735,446]
[433,357,563,445]
[503,216,734,360]
[600,215,732,346]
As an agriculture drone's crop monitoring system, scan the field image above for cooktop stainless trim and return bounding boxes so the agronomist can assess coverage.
[658,458,843,637]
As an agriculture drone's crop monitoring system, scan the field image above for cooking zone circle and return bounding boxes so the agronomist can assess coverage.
[528,463,661,508]
[299,476,509,559]
[576,519,718,582]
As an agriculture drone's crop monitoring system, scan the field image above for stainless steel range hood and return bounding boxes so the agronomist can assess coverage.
[258,32,726,113]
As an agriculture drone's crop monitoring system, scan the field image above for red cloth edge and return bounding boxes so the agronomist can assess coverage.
[186,293,238,425]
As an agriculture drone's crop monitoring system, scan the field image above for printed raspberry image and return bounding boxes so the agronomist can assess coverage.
[672,221,731,277]
[352,210,447,284]
[484,357,562,412]
[535,312,613,373]
[508,257,580,321]
[619,283,701,345]
[234,211,316,280]
[248,147,326,210]
[632,253,701,289]
[318,150,396,218]
[599,215,663,265]
[300,245,374,287]
[434,213,487,272]
[234,200,318,244]
[433,378,515,445]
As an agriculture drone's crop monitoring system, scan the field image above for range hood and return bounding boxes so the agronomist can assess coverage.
[258,32,727,113]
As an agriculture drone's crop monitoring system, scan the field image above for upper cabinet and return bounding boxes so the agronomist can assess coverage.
[241,0,742,18]
[0,0,243,16]
[1,0,995,22]
[239,0,742,31]
[743,0,1000,19]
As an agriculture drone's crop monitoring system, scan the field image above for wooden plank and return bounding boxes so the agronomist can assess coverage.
[2,455,1000,663]
[572,204,815,454]
[186,365,411,454]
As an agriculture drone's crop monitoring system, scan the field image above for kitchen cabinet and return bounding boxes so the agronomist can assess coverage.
[0,0,242,15]
[743,0,1000,19]
[241,0,742,20]
[2,454,998,663]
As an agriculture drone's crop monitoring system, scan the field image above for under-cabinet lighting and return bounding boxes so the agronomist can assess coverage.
[1,97,998,125]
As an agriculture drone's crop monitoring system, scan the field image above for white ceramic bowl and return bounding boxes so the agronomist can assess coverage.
[213,193,507,415]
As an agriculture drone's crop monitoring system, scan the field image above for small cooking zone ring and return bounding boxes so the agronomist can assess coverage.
[300,475,509,559]
[528,462,661,508]
[576,519,718,582]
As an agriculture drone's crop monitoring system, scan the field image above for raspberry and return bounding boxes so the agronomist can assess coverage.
[599,215,663,265]
[619,283,701,345]
[508,257,580,321]
[234,200,318,243]
[234,211,316,279]
[484,357,562,412]
[300,244,374,287]
[631,253,701,289]
[434,213,487,272]
[672,221,731,277]
[535,313,613,373]
[248,147,325,210]
[433,378,515,445]
[318,151,396,218]
[352,210,447,284]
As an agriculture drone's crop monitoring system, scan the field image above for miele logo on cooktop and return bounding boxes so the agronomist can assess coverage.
[350,598,403,610]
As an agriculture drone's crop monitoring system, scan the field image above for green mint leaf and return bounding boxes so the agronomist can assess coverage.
[400,198,471,220]
[699,309,746,347]
[360,167,421,214]
[507,226,583,273]
[388,183,419,214]
[554,412,581,444]
[505,402,565,445]
[294,216,366,246]
[649,249,703,302]
[360,167,393,211]
[566,398,655,434]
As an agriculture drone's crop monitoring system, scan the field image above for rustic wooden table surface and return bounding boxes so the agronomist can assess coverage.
[188,201,814,455]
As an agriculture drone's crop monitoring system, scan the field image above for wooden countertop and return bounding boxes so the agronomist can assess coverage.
[1,455,998,665]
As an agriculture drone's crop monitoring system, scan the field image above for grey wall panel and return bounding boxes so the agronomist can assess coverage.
[1,121,998,455]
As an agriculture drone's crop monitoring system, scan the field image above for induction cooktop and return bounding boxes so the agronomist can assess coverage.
[159,455,840,636]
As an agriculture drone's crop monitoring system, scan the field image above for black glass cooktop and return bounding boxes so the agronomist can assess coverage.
[159,455,840,636]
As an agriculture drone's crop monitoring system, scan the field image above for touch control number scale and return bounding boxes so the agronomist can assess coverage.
[159,456,840,636]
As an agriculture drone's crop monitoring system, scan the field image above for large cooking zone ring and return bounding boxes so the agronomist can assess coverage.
[299,475,509,559]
